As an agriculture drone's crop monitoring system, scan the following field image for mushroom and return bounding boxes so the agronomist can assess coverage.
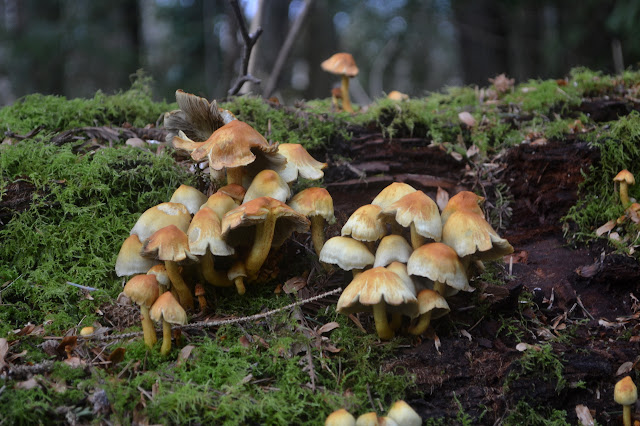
[614,169,636,207]
[371,182,417,211]
[325,408,356,426]
[202,192,239,221]
[288,187,336,256]
[387,400,422,426]
[149,291,188,356]
[141,225,197,310]
[227,261,248,295]
[614,375,637,426]
[379,190,442,249]
[319,236,375,277]
[130,202,192,242]
[188,207,234,288]
[217,183,246,205]
[169,184,208,215]
[172,120,285,186]
[355,412,378,426]
[222,197,310,281]
[243,169,291,203]
[373,235,413,268]
[194,283,207,312]
[440,191,485,225]
[387,91,409,101]
[407,242,472,296]
[275,143,327,184]
[147,264,171,294]
[321,53,359,113]
[341,204,387,250]
[337,266,418,340]
[115,234,159,277]
[407,289,450,335]
[123,274,160,348]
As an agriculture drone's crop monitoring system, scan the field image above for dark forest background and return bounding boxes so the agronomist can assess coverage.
[1,0,639,106]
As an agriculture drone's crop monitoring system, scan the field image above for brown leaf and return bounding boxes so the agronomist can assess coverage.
[595,220,616,237]
[323,344,342,353]
[458,111,476,127]
[616,361,634,376]
[56,336,77,356]
[317,322,340,335]
[108,347,126,365]
[238,335,251,348]
[64,356,86,368]
[0,338,8,371]
[466,144,480,158]
[575,404,594,426]
[283,276,307,294]
[436,187,449,211]
[15,377,40,390]
[348,314,367,334]
[177,345,196,366]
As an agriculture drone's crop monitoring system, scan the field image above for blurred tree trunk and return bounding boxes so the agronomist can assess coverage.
[300,2,338,100]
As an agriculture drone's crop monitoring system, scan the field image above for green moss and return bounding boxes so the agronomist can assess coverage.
[505,344,567,394]
[503,400,570,426]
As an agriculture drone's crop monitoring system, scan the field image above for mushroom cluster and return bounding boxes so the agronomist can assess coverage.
[322,183,513,340]
[114,90,336,353]
[325,400,421,426]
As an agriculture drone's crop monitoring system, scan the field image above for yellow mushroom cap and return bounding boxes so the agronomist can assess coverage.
[202,192,238,221]
[441,210,513,260]
[79,326,95,336]
[380,190,442,241]
[441,191,485,224]
[147,264,171,288]
[319,236,374,271]
[371,182,416,210]
[321,53,359,77]
[407,242,472,293]
[149,291,187,325]
[123,274,160,308]
[414,289,450,319]
[374,235,413,267]
[142,225,196,263]
[342,204,387,242]
[614,376,638,406]
[288,187,336,223]
[275,143,327,182]
[355,412,378,426]
[614,169,636,185]
[188,207,235,256]
[217,184,246,205]
[115,234,159,277]
[169,184,207,215]
[130,202,192,242]
[387,91,409,101]
[243,169,291,203]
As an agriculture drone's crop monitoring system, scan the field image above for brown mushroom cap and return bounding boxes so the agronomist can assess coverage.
[380,190,442,241]
[169,184,207,215]
[288,187,336,223]
[142,225,196,263]
[321,53,359,77]
[147,264,171,288]
[275,143,327,182]
[124,274,160,308]
[115,234,159,277]
[371,182,417,210]
[414,289,450,319]
[217,183,246,205]
[319,236,375,271]
[130,202,192,242]
[614,169,636,185]
[337,266,418,316]
[243,169,291,203]
[341,204,387,242]
[188,207,235,256]
[201,192,239,221]
[386,261,417,295]
[440,191,485,224]
[149,291,188,325]
[614,376,638,405]
[325,408,356,426]
[373,235,413,267]
[441,210,513,260]
[407,242,472,293]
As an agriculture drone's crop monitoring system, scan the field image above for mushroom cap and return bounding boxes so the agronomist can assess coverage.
[441,210,514,260]
[337,266,418,316]
[188,207,235,256]
[142,225,196,263]
[355,412,379,426]
[386,261,417,296]
[221,196,310,248]
[194,283,205,297]
[169,184,207,215]
[341,204,387,242]
[325,408,356,426]
[614,169,636,185]
[288,187,336,223]
[319,236,375,271]
[321,53,359,77]
[377,417,398,426]
[115,234,159,277]
[371,182,416,210]
[614,376,638,405]
[227,261,248,281]
[387,400,422,426]
[217,183,246,205]
[130,202,192,242]
[387,91,409,101]
[441,191,485,224]
[373,235,413,267]
[407,242,472,292]
[184,120,285,172]
[123,274,159,308]
[147,264,171,288]
[414,289,450,319]
[149,291,187,325]
[275,143,327,182]
[201,192,239,221]
[380,190,442,241]
[243,169,291,203]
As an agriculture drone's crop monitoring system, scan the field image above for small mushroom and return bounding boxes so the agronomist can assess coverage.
[123,274,160,349]
[614,169,636,207]
[130,202,192,242]
[319,236,375,277]
[387,400,421,426]
[407,289,450,335]
[115,234,159,277]
[169,184,208,215]
[373,235,413,268]
[341,204,387,250]
[188,207,234,287]
[243,169,291,203]
[288,187,336,256]
[387,91,409,101]
[149,291,188,356]
[440,191,485,225]
[321,53,359,113]
[275,143,327,184]
[228,261,248,295]
[407,242,472,297]
[614,375,637,426]
[202,192,239,221]
[355,412,378,426]
[194,283,207,312]
[379,190,442,249]
[371,182,416,211]
[325,408,356,426]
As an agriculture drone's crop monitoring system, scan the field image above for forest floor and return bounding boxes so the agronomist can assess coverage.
[1,71,640,425]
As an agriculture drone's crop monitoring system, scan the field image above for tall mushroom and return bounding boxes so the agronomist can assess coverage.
[614,375,637,426]
[321,53,359,113]
[188,207,234,288]
[275,143,327,184]
[379,190,442,249]
[169,184,208,215]
[129,202,192,242]
[288,187,336,256]
[123,274,160,349]
[614,169,636,207]
[149,291,188,356]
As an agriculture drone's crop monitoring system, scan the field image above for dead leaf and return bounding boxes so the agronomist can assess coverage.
[530,138,548,146]
[616,361,634,376]
[609,231,621,241]
[450,151,463,161]
[108,347,126,365]
[15,377,40,390]
[283,276,307,294]
[458,111,476,127]
[460,330,472,341]
[598,319,620,328]
[436,187,449,211]
[596,220,616,236]
[64,356,86,368]
[323,344,341,353]
[239,336,251,348]
[348,314,367,334]
[177,345,196,366]
[575,404,594,426]
[466,144,480,158]
[317,322,340,335]
[489,74,515,93]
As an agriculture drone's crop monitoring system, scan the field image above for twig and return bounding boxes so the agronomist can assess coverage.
[227,0,263,96]
[263,0,315,98]
[66,281,99,292]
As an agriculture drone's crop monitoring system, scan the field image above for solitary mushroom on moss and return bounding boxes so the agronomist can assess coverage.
[149,291,187,356]
[614,169,636,207]
[321,53,359,113]
[123,274,160,349]
[614,375,637,426]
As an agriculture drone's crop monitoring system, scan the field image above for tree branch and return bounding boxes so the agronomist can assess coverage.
[228,0,263,96]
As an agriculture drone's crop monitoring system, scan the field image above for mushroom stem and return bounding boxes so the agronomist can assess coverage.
[341,75,353,113]
[408,311,433,335]
[245,212,277,280]
[233,276,247,295]
[165,260,194,310]
[160,318,172,356]
[227,167,244,186]
[620,182,631,207]
[409,223,426,250]
[310,216,326,256]
[433,280,446,296]
[372,301,394,340]
[622,405,631,426]
[140,306,157,349]
[201,251,233,287]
